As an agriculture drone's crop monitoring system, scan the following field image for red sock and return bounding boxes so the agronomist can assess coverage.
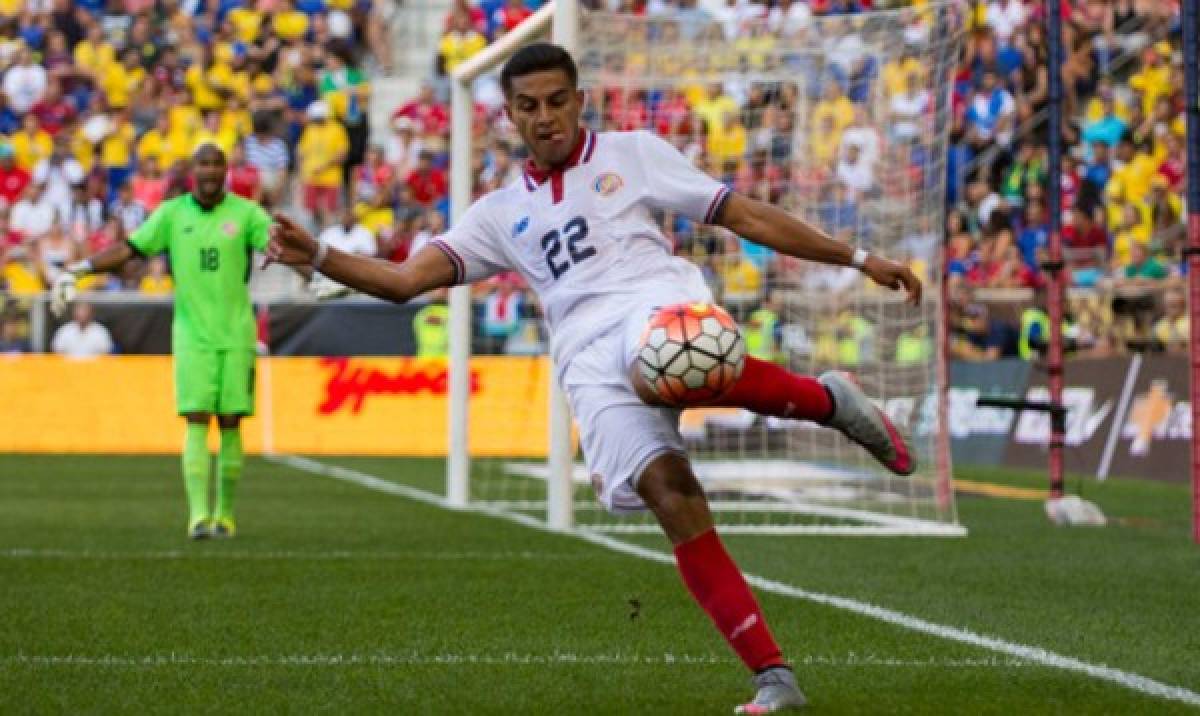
[714,356,833,422]
[674,528,785,672]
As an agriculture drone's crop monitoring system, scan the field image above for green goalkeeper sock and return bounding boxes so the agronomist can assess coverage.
[182,422,211,526]
[215,428,243,524]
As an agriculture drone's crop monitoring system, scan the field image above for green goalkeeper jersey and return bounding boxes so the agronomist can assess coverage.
[129,193,272,352]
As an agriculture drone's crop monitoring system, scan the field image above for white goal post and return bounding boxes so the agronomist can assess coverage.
[444,0,966,537]
[446,1,575,529]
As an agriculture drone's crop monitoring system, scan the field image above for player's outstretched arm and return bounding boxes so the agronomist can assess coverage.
[50,241,138,316]
[267,213,456,303]
[714,192,923,306]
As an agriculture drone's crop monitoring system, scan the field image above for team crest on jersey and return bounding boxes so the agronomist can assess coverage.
[593,172,623,197]
[512,216,530,238]
[221,221,237,237]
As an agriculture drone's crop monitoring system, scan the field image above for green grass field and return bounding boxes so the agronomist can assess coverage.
[2,454,1199,714]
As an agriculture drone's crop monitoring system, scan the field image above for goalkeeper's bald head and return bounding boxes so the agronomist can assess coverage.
[191,141,226,162]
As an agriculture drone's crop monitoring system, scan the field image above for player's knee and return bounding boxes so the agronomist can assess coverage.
[184,412,211,425]
[217,415,243,430]
[636,453,705,508]
[637,454,712,543]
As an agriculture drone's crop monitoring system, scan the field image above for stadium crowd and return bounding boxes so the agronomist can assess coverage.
[0,0,1190,361]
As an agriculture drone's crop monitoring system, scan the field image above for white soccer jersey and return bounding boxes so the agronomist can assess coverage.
[433,129,730,379]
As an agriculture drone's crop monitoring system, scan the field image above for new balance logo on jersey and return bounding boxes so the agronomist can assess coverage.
[513,216,530,238]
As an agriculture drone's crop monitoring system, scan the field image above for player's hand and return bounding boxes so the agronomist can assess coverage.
[861,255,923,306]
[266,212,318,267]
[50,271,78,317]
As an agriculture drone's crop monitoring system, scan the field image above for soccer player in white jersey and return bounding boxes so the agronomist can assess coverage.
[267,44,922,714]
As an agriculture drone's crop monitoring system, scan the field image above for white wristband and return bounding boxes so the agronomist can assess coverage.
[851,248,869,270]
[311,241,330,270]
[68,259,93,276]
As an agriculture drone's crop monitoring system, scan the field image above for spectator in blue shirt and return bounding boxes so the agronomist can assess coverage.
[1017,200,1049,271]
[1082,141,1112,190]
[1081,91,1127,147]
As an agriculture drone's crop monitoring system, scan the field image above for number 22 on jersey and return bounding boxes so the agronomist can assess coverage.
[540,216,594,280]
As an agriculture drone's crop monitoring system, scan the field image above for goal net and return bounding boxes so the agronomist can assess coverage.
[450,1,966,535]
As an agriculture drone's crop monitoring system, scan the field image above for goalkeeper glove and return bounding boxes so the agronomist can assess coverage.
[50,260,92,317]
[310,271,354,301]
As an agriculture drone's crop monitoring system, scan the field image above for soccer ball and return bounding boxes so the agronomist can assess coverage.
[637,302,745,406]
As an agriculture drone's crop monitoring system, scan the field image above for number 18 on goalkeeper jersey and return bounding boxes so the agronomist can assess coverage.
[128,193,272,352]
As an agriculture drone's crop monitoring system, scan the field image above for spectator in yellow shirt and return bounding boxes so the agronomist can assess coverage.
[439,10,487,75]
[707,111,748,168]
[100,49,145,110]
[717,232,762,307]
[813,81,855,135]
[192,111,239,156]
[1083,78,1132,125]
[228,5,264,43]
[0,245,44,295]
[297,101,349,223]
[136,114,172,168]
[71,121,97,173]
[1107,137,1158,204]
[733,22,776,72]
[139,255,174,295]
[10,113,52,171]
[1129,42,1172,116]
[158,128,194,173]
[882,52,923,98]
[273,0,310,42]
[167,91,202,137]
[1110,201,1152,266]
[694,82,739,136]
[74,24,116,80]
[186,49,236,112]
[809,112,842,169]
[357,191,396,242]
[221,99,253,142]
[101,110,137,190]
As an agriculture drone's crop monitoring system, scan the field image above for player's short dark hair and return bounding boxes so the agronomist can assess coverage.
[500,43,577,96]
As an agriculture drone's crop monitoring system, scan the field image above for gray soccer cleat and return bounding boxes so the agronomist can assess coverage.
[819,371,915,476]
[187,519,212,541]
[735,666,807,714]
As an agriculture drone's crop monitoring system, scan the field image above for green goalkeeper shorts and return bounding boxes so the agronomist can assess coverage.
[174,348,257,416]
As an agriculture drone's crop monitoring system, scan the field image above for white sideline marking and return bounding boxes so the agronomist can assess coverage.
[2,652,1030,668]
[271,455,1200,708]
[0,549,587,561]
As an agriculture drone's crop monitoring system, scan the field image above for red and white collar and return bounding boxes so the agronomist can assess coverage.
[522,128,596,203]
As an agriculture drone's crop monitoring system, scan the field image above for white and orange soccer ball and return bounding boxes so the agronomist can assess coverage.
[637,302,745,406]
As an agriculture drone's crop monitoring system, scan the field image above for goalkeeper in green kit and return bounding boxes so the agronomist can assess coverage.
[53,143,272,540]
